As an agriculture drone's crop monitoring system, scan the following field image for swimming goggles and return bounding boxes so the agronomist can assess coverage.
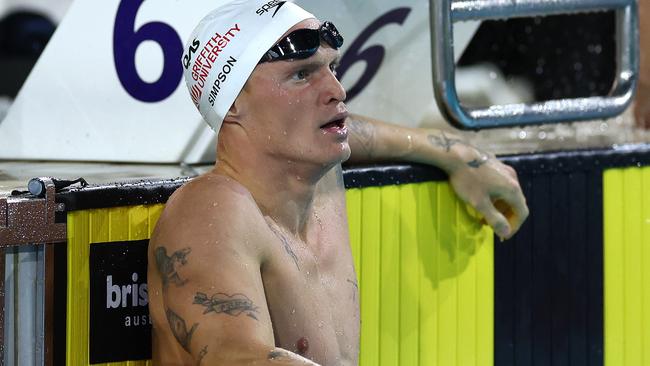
[259,21,344,63]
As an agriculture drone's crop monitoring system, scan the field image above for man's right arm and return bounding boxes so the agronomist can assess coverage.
[150,180,320,365]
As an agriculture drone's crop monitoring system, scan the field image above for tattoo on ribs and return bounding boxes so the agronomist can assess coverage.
[197,345,208,365]
[347,278,359,301]
[155,246,191,287]
[194,292,259,320]
[267,224,300,270]
[166,308,198,353]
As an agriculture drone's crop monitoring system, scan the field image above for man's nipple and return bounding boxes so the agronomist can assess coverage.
[296,337,309,355]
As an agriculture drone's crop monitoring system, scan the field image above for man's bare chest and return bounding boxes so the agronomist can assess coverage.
[261,216,360,366]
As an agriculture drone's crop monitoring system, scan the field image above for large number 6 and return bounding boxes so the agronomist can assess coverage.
[337,8,411,102]
[113,0,183,103]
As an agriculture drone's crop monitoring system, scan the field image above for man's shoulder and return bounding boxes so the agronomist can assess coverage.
[168,171,257,214]
[151,172,269,256]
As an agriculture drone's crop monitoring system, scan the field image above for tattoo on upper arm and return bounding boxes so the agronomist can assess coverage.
[155,247,191,287]
[348,118,376,157]
[166,308,198,353]
[194,292,259,320]
[266,224,301,270]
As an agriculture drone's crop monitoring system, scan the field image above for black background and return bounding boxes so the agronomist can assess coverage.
[89,240,151,364]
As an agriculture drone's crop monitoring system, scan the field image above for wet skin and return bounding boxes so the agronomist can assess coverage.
[148,19,359,365]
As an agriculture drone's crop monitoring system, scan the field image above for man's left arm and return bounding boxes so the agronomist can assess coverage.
[345,113,528,240]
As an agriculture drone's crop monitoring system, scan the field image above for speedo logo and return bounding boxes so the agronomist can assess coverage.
[183,38,201,70]
[256,0,287,17]
[106,273,148,308]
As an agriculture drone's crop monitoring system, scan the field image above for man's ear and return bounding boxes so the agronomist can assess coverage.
[224,97,244,124]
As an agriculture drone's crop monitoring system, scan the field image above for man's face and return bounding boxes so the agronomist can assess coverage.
[232,19,351,169]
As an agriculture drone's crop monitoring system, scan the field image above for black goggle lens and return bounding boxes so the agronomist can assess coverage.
[260,21,344,63]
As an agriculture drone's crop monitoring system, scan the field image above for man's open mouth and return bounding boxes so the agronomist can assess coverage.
[320,119,346,130]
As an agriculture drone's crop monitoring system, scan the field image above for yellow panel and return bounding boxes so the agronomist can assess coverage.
[68,183,492,366]
[644,169,650,366]
[379,185,400,366]
[346,181,493,366]
[359,187,381,366]
[604,166,650,366]
[399,184,420,366]
[67,204,165,366]
[417,183,438,366]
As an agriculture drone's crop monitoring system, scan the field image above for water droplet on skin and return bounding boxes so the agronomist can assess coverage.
[291,308,296,314]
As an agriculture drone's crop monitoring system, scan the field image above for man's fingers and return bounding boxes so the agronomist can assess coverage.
[477,199,511,239]
[496,186,529,236]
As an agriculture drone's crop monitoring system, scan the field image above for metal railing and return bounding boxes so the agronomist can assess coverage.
[430,0,639,129]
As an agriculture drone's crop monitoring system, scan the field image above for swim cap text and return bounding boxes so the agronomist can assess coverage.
[190,24,241,108]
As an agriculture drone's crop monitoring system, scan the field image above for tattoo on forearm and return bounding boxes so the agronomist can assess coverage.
[428,131,491,169]
[335,164,345,188]
[194,292,259,320]
[427,131,460,152]
[197,345,208,365]
[467,156,489,168]
[268,350,289,360]
[155,247,191,287]
[267,224,301,270]
[348,118,376,158]
[166,308,198,353]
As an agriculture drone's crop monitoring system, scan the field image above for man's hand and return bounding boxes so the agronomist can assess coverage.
[346,114,529,239]
[445,150,528,240]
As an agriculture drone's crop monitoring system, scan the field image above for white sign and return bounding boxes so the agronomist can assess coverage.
[0,0,480,163]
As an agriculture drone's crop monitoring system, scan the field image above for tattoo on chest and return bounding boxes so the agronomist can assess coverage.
[194,292,259,320]
[155,246,191,287]
[166,308,198,353]
[267,224,301,271]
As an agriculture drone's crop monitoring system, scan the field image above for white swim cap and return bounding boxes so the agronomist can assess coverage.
[182,0,315,133]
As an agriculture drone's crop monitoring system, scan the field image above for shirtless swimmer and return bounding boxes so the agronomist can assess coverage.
[148,2,529,365]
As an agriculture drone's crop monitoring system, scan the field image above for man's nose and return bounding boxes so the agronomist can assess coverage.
[321,68,347,104]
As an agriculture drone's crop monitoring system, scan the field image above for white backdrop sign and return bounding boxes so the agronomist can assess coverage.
[0,0,478,163]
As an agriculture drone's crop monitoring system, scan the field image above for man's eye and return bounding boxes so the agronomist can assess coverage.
[293,69,310,80]
[329,63,338,75]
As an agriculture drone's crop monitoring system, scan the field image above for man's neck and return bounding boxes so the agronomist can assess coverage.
[214,152,332,239]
